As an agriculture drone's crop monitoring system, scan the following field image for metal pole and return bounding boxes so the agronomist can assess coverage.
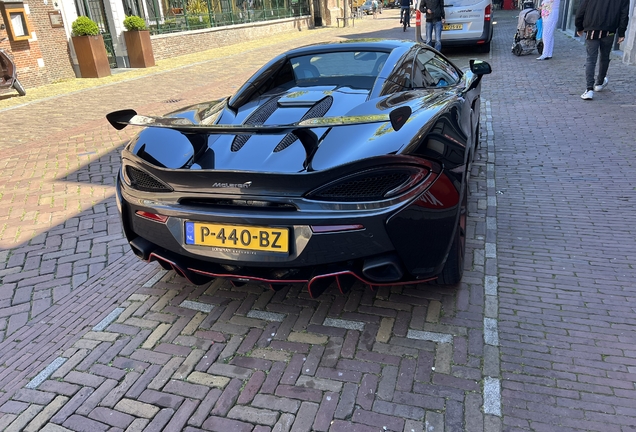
[415,9,424,42]
[344,0,350,26]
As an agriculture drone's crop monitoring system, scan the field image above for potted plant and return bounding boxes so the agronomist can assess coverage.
[71,16,111,78]
[123,15,155,68]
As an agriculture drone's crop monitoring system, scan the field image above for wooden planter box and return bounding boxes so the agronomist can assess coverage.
[72,35,111,78]
[124,30,155,68]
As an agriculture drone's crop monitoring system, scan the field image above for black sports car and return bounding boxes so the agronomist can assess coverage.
[108,39,491,297]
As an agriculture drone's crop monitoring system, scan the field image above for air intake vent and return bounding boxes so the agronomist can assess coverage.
[126,167,173,192]
[232,96,281,152]
[274,96,333,152]
[311,171,411,202]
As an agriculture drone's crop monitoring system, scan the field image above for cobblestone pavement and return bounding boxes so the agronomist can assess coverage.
[0,8,635,432]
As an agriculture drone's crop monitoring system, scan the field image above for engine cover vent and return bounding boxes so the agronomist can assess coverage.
[274,96,333,153]
[231,96,281,152]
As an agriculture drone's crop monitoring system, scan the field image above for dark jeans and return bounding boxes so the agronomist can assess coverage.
[426,20,443,51]
[585,35,613,90]
[400,6,410,25]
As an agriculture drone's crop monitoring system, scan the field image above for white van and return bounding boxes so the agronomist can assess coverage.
[440,0,493,52]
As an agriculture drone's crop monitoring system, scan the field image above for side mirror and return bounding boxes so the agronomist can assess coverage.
[469,59,492,76]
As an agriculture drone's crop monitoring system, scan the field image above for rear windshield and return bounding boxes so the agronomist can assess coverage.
[445,0,489,6]
[290,51,389,89]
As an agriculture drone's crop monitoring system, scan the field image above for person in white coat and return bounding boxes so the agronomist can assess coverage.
[537,0,560,59]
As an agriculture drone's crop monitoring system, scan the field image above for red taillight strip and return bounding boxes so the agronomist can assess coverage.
[311,225,364,233]
[485,4,491,21]
[135,211,168,223]
[188,267,309,285]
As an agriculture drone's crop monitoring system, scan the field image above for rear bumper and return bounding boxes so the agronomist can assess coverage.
[441,21,493,47]
[116,167,461,290]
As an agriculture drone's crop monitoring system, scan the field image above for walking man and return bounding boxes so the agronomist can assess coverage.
[575,0,630,100]
[422,0,446,51]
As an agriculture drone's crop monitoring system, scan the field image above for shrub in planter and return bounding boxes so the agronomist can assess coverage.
[72,16,100,36]
[123,15,148,31]
[123,15,155,68]
[71,16,111,78]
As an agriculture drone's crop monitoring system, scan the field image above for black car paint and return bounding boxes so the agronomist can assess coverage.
[112,39,488,294]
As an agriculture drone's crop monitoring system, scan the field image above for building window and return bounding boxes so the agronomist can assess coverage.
[0,3,33,41]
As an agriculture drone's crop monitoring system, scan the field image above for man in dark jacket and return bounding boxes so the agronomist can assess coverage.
[575,0,630,100]
[422,0,446,50]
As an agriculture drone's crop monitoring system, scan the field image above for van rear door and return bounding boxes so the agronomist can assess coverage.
[442,0,492,43]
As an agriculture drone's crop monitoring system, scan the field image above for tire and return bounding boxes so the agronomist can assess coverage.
[537,40,544,55]
[472,122,480,159]
[12,79,26,96]
[436,185,467,285]
[513,44,522,56]
[478,41,491,53]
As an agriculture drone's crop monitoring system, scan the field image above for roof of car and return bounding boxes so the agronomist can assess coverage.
[284,39,417,57]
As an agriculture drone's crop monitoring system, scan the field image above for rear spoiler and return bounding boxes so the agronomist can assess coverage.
[106,106,412,134]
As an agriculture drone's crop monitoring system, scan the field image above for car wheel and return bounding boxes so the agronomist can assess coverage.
[12,79,26,96]
[437,185,467,285]
[472,122,480,161]
[478,41,491,54]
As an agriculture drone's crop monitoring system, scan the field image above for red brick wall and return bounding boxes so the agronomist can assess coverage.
[0,2,75,90]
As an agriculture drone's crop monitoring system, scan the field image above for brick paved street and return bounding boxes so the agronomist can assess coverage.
[1,8,636,432]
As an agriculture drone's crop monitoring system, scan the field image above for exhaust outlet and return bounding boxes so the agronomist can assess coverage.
[362,254,404,283]
[129,237,154,261]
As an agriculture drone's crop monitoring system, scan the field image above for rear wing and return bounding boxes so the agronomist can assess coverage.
[106,107,412,135]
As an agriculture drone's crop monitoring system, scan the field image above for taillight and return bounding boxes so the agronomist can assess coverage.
[417,172,459,209]
[306,166,431,202]
[123,165,173,192]
[135,211,169,223]
[485,4,491,21]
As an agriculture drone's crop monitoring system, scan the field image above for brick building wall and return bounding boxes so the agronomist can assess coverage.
[0,1,75,90]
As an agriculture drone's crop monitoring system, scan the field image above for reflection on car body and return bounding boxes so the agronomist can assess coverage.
[108,39,491,297]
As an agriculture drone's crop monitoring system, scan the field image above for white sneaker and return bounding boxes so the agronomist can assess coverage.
[594,77,608,92]
[581,90,594,100]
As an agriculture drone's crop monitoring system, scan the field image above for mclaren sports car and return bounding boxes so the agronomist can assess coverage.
[108,39,491,297]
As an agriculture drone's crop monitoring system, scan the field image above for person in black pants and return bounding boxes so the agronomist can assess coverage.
[575,0,629,100]
[400,0,412,29]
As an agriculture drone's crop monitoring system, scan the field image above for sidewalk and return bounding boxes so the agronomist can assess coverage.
[485,9,636,432]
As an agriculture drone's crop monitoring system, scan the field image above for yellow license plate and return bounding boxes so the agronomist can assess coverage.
[443,24,463,30]
[185,222,289,253]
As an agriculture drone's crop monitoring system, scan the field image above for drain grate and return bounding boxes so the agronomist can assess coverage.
[162,98,183,103]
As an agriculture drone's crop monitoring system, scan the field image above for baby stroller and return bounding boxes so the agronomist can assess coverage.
[511,1,544,56]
